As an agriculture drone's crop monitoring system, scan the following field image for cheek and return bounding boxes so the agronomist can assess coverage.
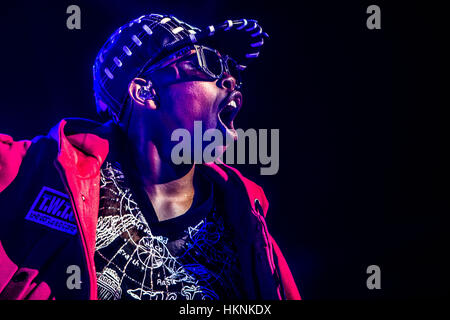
[191,82,221,129]
[166,82,219,128]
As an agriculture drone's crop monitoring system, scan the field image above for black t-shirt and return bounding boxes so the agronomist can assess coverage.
[94,160,244,300]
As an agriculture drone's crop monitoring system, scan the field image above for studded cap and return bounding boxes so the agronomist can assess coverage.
[93,13,269,122]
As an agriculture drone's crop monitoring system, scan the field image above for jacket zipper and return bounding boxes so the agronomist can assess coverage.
[54,160,96,300]
[254,198,283,299]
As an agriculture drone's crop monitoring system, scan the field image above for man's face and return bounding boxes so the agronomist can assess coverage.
[147,50,243,163]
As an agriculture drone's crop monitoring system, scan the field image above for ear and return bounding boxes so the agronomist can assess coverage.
[128,77,158,110]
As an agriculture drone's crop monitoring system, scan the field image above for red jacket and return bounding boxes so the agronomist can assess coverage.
[0,118,300,300]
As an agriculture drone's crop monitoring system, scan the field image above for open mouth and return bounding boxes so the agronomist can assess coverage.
[217,91,242,139]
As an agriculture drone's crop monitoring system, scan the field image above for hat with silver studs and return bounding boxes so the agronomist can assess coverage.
[93,13,269,122]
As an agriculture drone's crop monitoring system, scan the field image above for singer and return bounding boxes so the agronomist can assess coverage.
[0,13,300,300]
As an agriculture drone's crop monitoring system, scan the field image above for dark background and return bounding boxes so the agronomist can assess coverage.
[0,1,446,299]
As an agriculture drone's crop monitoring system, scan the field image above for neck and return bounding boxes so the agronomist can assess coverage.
[127,135,197,222]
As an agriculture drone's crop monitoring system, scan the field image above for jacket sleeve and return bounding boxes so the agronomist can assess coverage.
[270,234,302,300]
[0,134,32,193]
[245,177,302,299]
[251,182,301,300]
[0,241,52,300]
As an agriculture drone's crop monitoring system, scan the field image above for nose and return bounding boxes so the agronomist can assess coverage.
[217,73,237,91]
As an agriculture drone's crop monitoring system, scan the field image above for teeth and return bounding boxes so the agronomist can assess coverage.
[228,100,237,108]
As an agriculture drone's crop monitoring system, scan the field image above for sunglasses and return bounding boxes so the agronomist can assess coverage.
[141,45,244,89]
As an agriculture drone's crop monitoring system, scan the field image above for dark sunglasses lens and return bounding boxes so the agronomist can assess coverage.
[203,49,223,77]
[226,58,243,86]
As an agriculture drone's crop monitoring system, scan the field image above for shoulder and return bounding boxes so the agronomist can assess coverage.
[0,117,109,193]
[202,161,270,217]
[0,134,33,193]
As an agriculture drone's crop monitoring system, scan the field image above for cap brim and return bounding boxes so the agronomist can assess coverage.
[197,19,269,70]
